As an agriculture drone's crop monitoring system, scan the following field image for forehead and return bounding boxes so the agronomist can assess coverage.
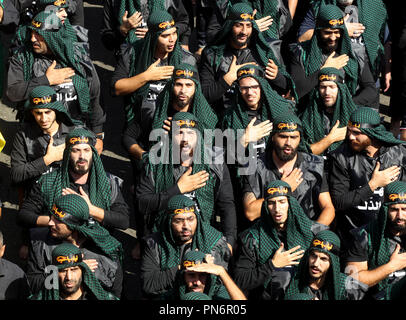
[267,195,288,203]
[174,127,197,135]
[389,203,406,210]
[160,27,177,37]
[70,143,92,150]
[239,76,259,86]
[174,78,195,86]
[310,250,330,259]
[319,80,338,88]
[275,131,300,137]
[347,126,362,134]
[172,211,196,220]
[320,28,341,34]
[233,21,252,27]
[32,108,54,113]
[59,265,81,273]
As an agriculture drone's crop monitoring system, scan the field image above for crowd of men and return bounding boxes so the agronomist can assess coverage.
[0,0,406,301]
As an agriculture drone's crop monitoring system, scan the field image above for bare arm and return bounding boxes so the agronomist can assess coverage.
[316,192,335,226]
[243,192,263,222]
[288,0,298,19]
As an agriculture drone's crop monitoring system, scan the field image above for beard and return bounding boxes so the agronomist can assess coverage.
[60,275,82,296]
[69,157,92,175]
[174,93,194,110]
[273,141,298,162]
[389,218,406,234]
[349,138,371,153]
[231,31,251,48]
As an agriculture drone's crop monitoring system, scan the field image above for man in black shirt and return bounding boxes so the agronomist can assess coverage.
[136,112,237,249]
[329,107,406,249]
[199,2,294,114]
[11,86,77,196]
[242,113,335,226]
[6,11,105,152]
[18,127,129,231]
[140,195,231,299]
[345,181,406,297]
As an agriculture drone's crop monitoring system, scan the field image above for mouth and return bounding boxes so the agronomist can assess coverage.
[310,266,321,274]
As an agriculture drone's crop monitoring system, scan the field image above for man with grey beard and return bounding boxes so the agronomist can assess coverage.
[241,113,335,226]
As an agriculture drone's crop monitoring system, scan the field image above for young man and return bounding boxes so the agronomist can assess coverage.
[140,195,231,299]
[30,243,118,300]
[242,113,335,225]
[233,180,328,299]
[300,67,357,155]
[345,181,406,297]
[173,250,246,300]
[284,229,368,300]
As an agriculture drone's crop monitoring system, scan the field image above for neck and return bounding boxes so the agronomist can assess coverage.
[181,158,193,167]
[276,223,286,232]
[155,48,169,60]
[309,275,326,291]
[69,170,89,185]
[65,231,85,248]
[61,286,83,300]
[272,151,298,174]
[172,102,190,113]
[365,140,382,158]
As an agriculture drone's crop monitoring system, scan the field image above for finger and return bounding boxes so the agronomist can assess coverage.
[374,161,381,172]
[247,117,257,127]
[152,58,161,66]
[332,120,340,129]
[50,60,57,69]
[122,11,128,21]
[252,9,257,17]
[287,245,301,253]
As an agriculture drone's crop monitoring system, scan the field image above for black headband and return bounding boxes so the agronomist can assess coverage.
[174,69,198,82]
[318,73,344,84]
[311,239,340,256]
[385,193,406,204]
[348,121,380,129]
[30,94,58,106]
[265,186,291,199]
[53,253,83,265]
[149,19,176,33]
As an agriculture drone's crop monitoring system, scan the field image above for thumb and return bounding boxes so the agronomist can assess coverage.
[231,55,237,65]
[374,161,381,172]
[122,11,128,21]
[252,9,257,18]
[248,117,256,127]
[186,166,193,175]
[277,242,284,252]
[50,60,56,69]
[332,120,340,129]
[152,58,161,66]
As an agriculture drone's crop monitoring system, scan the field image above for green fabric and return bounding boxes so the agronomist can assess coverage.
[25,85,75,126]
[300,67,357,153]
[22,11,92,118]
[363,181,406,291]
[39,127,112,213]
[311,0,388,78]
[285,293,314,300]
[181,292,212,300]
[118,0,167,44]
[37,0,69,9]
[231,0,280,39]
[152,63,218,132]
[158,195,223,271]
[301,4,359,94]
[124,10,183,125]
[208,2,297,101]
[30,243,118,300]
[50,194,123,262]
[223,64,295,141]
[241,180,314,266]
[175,249,229,300]
[284,230,348,300]
[146,112,217,231]
[349,107,406,146]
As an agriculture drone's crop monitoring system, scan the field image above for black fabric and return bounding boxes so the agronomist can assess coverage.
[0,258,31,300]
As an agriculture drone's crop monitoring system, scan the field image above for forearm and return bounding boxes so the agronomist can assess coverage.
[316,205,335,226]
[310,135,333,155]
[288,0,298,19]
[11,158,49,185]
[114,72,149,96]
[244,198,264,222]
[355,263,395,287]
[219,270,247,300]
[298,29,314,42]
[128,143,146,160]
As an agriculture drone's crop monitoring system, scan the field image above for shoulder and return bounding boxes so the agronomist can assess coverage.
[180,48,197,66]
